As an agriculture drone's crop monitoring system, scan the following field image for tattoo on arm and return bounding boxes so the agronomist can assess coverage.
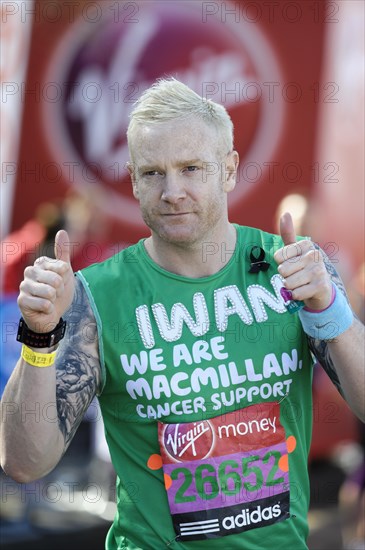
[306,244,352,397]
[55,277,102,450]
[307,336,344,396]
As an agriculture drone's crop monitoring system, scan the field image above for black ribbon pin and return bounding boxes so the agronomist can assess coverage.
[249,246,270,273]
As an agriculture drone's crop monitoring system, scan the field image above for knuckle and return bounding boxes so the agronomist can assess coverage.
[35,255,46,264]
[42,300,53,314]
[301,239,312,250]
[50,273,62,288]
[19,279,27,292]
[285,244,300,261]
[53,273,62,286]
[312,262,325,277]
[60,261,71,275]
[46,286,56,301]
[308,248,320,262]
[24,265,34,278]
[49,260,65,275]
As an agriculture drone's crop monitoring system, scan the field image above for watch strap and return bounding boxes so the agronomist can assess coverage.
[17,317,66,348]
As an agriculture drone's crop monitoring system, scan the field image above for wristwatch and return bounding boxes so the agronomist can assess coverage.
[16,317,67,348]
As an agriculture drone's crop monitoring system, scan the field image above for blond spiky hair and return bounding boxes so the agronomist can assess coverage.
[127,77,234,156]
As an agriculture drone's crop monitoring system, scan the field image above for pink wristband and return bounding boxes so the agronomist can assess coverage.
[303,284,336,313]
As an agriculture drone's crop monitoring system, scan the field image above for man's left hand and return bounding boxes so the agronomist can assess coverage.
[274,212,333,311]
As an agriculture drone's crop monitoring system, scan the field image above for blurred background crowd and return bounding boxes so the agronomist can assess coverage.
[1,1,364,548]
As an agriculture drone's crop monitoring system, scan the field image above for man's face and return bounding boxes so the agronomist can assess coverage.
[128,117,238,248]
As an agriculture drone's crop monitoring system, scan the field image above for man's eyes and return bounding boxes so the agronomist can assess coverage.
[142,166,200,177]
[143,170,161,177]
[183,166,200,173]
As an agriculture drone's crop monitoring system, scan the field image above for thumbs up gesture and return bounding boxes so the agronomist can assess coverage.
[18,230,75,333]
[274,212,333,311]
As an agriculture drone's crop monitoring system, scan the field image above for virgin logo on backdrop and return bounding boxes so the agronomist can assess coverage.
[43,1,285,228]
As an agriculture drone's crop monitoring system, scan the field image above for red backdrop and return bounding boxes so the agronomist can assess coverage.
[10,0,326,248]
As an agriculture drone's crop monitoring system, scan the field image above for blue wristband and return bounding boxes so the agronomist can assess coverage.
[298,284,353,340]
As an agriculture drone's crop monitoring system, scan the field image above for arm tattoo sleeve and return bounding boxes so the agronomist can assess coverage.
[55,277,102,450]
[306,244,350,397]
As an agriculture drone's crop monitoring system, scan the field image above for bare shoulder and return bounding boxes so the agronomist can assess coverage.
[55,276,102,449]
[306,244,350,396]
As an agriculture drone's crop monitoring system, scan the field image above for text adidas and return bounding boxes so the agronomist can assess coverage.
[222,503,282,530]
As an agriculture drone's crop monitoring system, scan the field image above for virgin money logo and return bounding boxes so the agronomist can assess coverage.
[43,1,284,227]
[163,420,214,462]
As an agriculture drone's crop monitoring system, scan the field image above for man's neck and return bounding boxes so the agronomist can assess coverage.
[144,224,237,278]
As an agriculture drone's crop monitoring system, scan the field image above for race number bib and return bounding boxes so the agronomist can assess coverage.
[157,402,291,540]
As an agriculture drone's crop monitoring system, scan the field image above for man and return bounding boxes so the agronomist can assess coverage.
[1,79,364,549]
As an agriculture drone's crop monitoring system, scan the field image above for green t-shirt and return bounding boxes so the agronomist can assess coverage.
[77,225,313,550]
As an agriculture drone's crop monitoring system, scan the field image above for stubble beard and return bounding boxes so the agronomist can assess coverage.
[140,194,226,249]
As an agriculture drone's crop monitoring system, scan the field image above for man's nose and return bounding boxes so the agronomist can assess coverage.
[161,173,187,203]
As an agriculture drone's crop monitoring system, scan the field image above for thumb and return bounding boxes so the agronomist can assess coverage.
[279,212,297,246]
[55,229,72,265]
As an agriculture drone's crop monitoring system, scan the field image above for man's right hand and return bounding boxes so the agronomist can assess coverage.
[18,230,75,333]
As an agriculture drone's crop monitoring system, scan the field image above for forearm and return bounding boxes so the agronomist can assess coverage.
[0,353,65,483]
[327,317,365,422]
[1,237,101,483]
[277,238,365,423]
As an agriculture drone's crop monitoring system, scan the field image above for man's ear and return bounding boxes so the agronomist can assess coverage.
[222,150,239,193]
[126,161,139,199]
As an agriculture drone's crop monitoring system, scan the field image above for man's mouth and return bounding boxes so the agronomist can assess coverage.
[162,212,191,216]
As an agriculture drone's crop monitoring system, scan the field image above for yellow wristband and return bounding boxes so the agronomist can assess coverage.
[21,344,57,368]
